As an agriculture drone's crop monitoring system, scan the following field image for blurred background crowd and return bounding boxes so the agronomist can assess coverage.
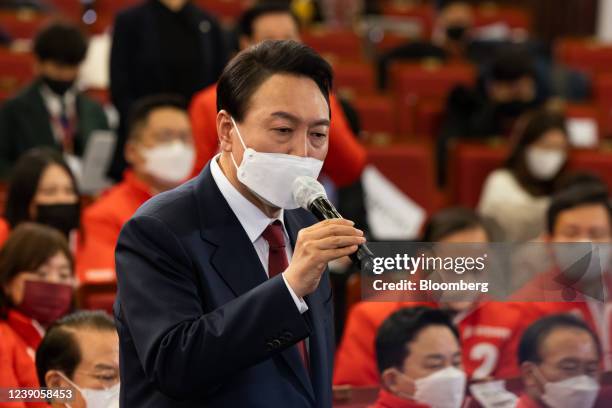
[2,0,612,407]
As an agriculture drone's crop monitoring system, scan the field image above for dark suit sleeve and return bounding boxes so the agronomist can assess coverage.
[115,214,312,399]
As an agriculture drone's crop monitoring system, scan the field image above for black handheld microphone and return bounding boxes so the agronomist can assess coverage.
[292,176,374,271]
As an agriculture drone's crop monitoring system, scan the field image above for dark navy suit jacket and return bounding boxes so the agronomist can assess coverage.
[114,164,334,407]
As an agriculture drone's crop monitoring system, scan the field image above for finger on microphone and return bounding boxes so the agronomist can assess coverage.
[317,235,366,250]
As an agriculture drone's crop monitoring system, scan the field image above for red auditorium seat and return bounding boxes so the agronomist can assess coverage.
[94,0,141,19]
[352,94,396,136]
[333,60,376,95]
[0,10,51,40]
[302,28,362,60]
[389,61,475,136]
[555,38,612,76]
[473,5,531,31]
[367,143,437,213]
[594,74,612,137]
[77,282,117,315]
[414,97,444,140]
[0,49,35,95]
[569,149,612,190]
[194,0,247,21]
[449,142,507,208]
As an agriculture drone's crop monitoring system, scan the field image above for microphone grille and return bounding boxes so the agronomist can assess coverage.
[292,176,327,210]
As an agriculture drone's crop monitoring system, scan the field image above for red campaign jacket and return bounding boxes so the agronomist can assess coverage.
[0,310,47,408]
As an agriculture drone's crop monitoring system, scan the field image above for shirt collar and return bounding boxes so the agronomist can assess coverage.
[39,83,77,117]
[210,154,285,243]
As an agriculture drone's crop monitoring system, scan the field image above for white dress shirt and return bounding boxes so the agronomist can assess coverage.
[210,154,309,314]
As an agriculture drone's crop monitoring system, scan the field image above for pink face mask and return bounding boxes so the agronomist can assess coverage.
[16,280,73,328]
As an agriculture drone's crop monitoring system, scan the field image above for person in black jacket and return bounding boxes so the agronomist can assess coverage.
[109,0,228,179]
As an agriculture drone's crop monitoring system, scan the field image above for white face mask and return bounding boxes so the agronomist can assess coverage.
[399,366,466,408]
[525,147,566,181]
[230,117,324,209]
[58,372,120,408]
[538,372,600,408]
[142,141,195,185]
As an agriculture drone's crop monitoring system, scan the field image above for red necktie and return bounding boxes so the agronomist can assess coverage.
[262,221,309,372]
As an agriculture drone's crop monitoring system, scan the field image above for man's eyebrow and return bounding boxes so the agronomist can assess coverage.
[269,111,330,127]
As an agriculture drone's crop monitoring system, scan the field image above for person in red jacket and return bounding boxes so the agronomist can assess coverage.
[370,306,466,408]
[189,2,366,187]
[0,223,75,408]
[77,95,194,282]
[334,208,538,385]
[515,314,602,408]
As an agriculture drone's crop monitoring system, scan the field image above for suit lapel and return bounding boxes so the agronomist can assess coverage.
[195,167,317,402]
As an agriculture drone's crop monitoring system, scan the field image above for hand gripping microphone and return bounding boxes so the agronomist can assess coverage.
[292,176,374,271]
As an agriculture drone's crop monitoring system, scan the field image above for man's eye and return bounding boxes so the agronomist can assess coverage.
[275,128,292,133]
[311,133,327,138]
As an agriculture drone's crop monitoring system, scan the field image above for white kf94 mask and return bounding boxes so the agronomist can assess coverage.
[230,117,324,209]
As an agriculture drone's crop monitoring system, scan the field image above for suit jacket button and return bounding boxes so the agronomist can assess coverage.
[283,331,293,339]
[266,342,274,351]
[272,339,282,348]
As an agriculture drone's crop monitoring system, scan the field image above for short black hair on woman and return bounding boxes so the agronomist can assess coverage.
[216,39,333,122]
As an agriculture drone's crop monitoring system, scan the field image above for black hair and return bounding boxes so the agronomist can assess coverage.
[518,313,601,365]
[375,306,459,373]
[421,207,492,242]
[555,171,608,192]
[36,310,116,386]
[33,21,88,65]
[437,0,471,11]
[216,39,333,121]
[238,2,300,38]
[126,94,187,141]
[505,110,569,196]
[547,183,612,234]
[5,147,80,229]
[489,48,535,83]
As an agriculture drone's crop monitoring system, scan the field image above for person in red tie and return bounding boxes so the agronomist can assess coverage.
[189,2,366,187]
[515,314,602,408]
[114,40,364,407]
[369,306,466,408]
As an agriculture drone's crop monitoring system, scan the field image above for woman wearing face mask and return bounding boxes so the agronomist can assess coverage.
[370,306,466,408]
[0,147,81,248]
[0,223,75,403]
[478,110,570,242]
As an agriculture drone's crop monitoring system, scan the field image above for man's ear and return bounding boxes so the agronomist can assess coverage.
[217,110,234,153]
[45,370,68,389]
[521,361,538,388]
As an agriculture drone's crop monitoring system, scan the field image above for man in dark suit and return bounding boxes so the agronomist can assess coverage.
[0,22,109,179]
[114,40,365,407]
[109,0,228,180]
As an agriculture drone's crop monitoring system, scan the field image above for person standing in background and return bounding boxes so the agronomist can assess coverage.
[0,21,109,180]
[109,0,227,180]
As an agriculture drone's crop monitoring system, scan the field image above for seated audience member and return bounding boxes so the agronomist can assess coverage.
[109,0,227,180]
[189,2,366,187]
[77,95,194,281]
[334,207,534,385]
[437,48,542,185]
[519,184,612,363]
[0,223,75,398]
[36,310,119,408]
[377,0,474,88]
[478,110,570,241]
[0,21,109,179]
[0,148,80,246]
[370,307,466,408]
[516,314,601,408]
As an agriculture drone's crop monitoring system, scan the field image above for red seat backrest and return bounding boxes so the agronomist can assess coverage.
[302,28,363,60]
[352,94,397,136]
[367,143,437,213]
